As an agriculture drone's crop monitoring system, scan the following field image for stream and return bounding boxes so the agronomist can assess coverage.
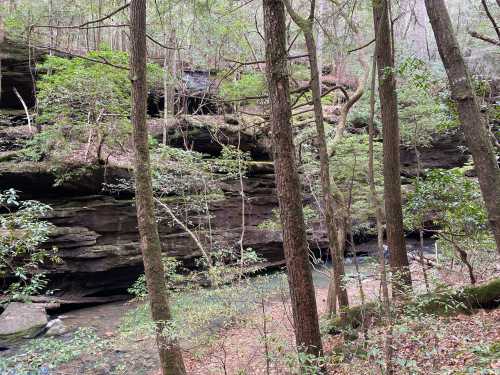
[46,238,436,338]
[0,238,438,375]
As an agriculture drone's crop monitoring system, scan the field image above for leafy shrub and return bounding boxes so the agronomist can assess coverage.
[404,168,495,271]
[404,168,488,235]
[128,256,185,299]
[0,189,59,299]
[26,51,162,162]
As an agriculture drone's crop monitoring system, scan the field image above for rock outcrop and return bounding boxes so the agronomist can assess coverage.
[0,114,470,298]
[39,176,286,297]
[44,318,68,337]
[400,131,469,176]
[148,115,272,160]
[0,40,43,109]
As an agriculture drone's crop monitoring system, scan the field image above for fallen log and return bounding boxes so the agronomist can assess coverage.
[329,278,500,333]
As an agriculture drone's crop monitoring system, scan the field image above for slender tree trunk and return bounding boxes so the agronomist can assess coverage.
[166,30,177,118]
[413,120,430,291]
[129,1,186,374]
[425,0,500,255]
[316,0,326,88]
[0,0,8,105]
[306,27,350,312]
[368,56,393,375]
[96,0,103,49]
[0,0,4,104]
[48,0,54,54]
[263,0,323,356]
[372,0,412,295]
[283,0,349,316]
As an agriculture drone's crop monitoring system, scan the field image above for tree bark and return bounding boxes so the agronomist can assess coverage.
[129,1,186,374]
[0,0,5,103]
[425,0,500,255]
[283,0,349,316]
[367,55,394,375]
[372,0,412,295]
[263,0,323,356]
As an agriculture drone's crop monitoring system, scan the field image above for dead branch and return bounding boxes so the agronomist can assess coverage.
[468,30,500,46]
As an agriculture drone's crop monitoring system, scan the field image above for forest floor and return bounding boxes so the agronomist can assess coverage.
[1,259,499,375]
[177,263,500,375]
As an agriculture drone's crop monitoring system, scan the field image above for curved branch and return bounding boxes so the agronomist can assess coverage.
[154,198,212,268]
[481,0,500,42]
[80,2,130,28]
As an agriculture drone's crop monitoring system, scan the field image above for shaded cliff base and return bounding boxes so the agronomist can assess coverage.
[1,261,498,374]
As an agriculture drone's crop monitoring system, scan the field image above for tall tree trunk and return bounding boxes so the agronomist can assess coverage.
[0,0,4,104]
[96,0,103,49]
[425,0,500,255]
[263,0,323,357]
[372,0,412,295]
[316,0,326,88]
[367,56,393,374]
[283,0,349,316]
[129,1,186,374]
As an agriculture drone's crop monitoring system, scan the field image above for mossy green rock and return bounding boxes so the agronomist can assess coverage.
[0,302,48,347]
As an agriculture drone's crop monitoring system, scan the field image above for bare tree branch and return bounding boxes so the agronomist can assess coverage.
[80,2,130,28]
[468,30,500,46]
[348,38,375,53]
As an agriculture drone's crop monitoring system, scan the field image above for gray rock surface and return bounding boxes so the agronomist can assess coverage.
[44,318,68,337]
[0,302,48,347]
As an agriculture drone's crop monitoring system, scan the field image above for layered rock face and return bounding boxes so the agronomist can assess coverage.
[400,131,468,176]
[0,114,470,298]
[0,40,41,109]
[40,175,288,297]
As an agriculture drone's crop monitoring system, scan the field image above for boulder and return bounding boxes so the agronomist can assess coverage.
[0,302,48,347]
[44,318,68,337]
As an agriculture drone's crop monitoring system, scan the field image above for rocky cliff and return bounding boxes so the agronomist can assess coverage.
[0,120,469,298]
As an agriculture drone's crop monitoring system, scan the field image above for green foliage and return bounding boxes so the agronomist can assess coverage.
[37,52,131,124]
[19,126,66,162]
[404,168,495,268]
[466,341,500,373]
[404,168,488,235]
[329,133,383,228]
[396,57,458,146]
[290,64,311,81]
[128,256,185,298]
[257,205,317,231]
[0,189,59,299]
[121,272,288,352]
[220,72,266,102]
[0,328,108,374]
[28,52,161,162]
